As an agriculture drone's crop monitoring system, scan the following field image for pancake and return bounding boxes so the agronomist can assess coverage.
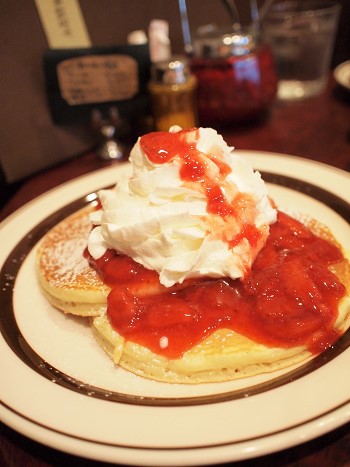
[91,260,350,384]
[36,206,110,316]
[36,205,350,384]
[91,315,311,383]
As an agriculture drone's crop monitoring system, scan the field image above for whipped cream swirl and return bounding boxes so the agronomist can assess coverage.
[88,126,277,287]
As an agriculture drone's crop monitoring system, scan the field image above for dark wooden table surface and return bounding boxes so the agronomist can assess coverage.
[1,76,349,467]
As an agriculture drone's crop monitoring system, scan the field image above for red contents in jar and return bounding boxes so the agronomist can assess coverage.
[190,44,277,125]
[88,211,346,359]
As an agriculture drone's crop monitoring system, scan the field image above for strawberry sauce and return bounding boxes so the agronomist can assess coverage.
[86,130,346,359]
[88,211,346,359]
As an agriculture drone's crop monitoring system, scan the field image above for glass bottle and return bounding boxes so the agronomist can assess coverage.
[148,56,197,132]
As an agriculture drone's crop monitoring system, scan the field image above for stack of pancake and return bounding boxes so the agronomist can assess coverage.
[36,205,350,384]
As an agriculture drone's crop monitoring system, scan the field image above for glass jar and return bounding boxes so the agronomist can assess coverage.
[190,28,277,126]
[148,56,198,132]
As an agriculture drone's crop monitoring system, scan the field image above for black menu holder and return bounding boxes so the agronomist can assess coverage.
[43,44,151,125]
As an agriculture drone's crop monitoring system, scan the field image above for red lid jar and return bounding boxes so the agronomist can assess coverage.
[190,27,278,126]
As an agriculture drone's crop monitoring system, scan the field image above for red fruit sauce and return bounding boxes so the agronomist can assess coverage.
[88,211,345,359]
[87,129,346,359]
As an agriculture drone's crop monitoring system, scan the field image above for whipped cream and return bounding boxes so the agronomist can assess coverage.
[88,126,277,287]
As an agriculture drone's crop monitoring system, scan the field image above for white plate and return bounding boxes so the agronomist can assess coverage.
[334,60,350,92]
[1,151,349,466]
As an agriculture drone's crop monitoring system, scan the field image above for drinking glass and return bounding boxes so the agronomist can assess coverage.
[262,0,341,100]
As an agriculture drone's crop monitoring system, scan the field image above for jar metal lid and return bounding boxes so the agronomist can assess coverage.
[192,26,258,58]
[151,55,191,84]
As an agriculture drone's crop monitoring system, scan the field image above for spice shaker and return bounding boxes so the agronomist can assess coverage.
[148,56,197,132]
[191,27,277,126]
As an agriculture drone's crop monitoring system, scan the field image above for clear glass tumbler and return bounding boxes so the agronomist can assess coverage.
[262,0,341,100]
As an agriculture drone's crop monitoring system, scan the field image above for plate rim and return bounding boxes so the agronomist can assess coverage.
[1,400,349,466]
[1,151,350,465]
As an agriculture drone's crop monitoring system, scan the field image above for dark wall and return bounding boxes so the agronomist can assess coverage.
[1,0,349,186]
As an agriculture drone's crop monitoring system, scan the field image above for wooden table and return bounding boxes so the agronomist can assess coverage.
[1,76,349,466]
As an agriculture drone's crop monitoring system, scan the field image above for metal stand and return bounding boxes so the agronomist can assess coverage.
[91,107,126,161]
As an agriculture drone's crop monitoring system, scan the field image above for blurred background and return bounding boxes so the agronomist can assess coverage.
[1,0,349,208]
